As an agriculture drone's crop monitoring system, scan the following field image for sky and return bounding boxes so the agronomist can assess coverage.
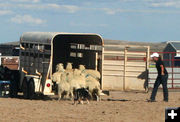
[0,0,180,43]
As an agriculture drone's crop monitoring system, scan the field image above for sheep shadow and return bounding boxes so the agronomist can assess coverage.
[6,94,54,101]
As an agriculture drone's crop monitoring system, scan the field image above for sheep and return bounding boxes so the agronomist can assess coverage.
[73,69,86,88]
[85,75,101,101]
[65,62,73,74]
[52,63,65,83]
[79,65,101,80]
[52,63,71,100]
[56,63,65,72]
[66,69,86,100]
[57,72,71,100]
[66,72,79,99]
[54,63,102,101]
[79,65,102,101]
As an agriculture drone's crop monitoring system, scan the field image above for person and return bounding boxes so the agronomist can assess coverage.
[148,52,168,102]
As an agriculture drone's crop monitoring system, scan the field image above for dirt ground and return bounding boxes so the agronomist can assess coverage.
[0,91,179,122]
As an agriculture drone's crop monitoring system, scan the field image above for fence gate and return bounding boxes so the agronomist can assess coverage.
[102,45,150,92]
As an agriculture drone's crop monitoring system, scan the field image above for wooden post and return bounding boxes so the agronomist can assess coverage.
[146,46,150,92]
[101,45,104,90]
[146,46,150,71]
[123,47,128,91]
[95,52,98,70]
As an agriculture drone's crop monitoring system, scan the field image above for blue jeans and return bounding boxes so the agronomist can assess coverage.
[150,74,168,101]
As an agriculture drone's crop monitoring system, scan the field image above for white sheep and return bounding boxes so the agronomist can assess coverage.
[79,65,101,101]
[79,65,101,80]
[54,63,102,101]
[66,69,86,99]
[52,63,72,100]
[52,63,64,83]
[85,75,101,101]
[57,72,71,100]
[56,63,65,72]
[65,62,73,73]
[73,69,86,88]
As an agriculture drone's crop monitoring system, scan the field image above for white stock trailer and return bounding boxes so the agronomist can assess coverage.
[19,32,104,99]
[18,32,150,99]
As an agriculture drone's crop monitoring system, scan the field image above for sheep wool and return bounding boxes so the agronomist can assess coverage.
[52,63,64,83]
[57,72,71,100]
[79,65,101,80]
[52,72,62,83]
[85,75,101,101]
[73,69,86,88]
[85,70,101,80]
[79,65,85,71]
[65,62,74,74]
[56,63,65,72]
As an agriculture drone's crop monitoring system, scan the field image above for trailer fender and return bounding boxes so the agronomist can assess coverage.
[43,79,54,95]
[25,75,42,93]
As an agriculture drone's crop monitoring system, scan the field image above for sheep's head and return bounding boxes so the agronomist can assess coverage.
[73,69,81,76]
[66,62,72,70]
[56,63,64,72]
[79,65,85,71]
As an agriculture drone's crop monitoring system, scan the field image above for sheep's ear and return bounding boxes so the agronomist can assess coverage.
[86,87,89,91]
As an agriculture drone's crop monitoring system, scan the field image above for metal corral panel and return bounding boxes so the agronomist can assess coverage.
[125,78,146,91]
[149,67,180,89]
[103,60,124,90]
[103,45,150,92]
[103,75,124,90]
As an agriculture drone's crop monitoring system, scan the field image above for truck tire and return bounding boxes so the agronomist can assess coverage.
[29,79,35,100]
[22,78,29,99]
[10,70,20,98]
[10,80,18,98]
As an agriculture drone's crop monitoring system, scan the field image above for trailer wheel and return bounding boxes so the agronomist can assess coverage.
[29,79,35,100]
[22,78,29,99]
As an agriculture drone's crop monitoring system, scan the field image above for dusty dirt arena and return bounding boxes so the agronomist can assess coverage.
[0,92,179,122]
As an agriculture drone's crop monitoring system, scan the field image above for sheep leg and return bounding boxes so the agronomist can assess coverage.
[65,91,70,99]
[58,88,62,101]
[98,89,101,101]
[58,93,61,101]
[99,96,101,101]
[89,92,93,100]
[96,94,99,101]
[95,93,100,101]
[70,91,74,101]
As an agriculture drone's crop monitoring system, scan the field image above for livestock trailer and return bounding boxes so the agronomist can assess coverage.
[19,32,104,99]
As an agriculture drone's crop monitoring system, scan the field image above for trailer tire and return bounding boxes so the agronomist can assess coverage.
[22,78,29,99]
[29,79,35,100]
